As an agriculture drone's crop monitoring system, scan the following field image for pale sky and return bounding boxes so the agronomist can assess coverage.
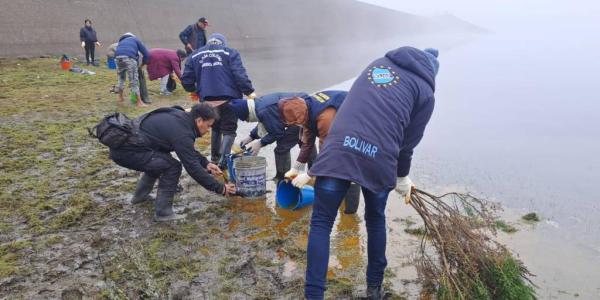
[358,0,600,31]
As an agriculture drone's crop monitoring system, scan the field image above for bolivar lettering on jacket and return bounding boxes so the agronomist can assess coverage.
[309,47,436,193]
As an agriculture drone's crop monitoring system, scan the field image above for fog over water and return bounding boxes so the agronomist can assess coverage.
[347,0,600,251]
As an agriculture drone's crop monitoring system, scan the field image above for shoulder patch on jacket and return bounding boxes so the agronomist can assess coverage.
[367,65,399,87]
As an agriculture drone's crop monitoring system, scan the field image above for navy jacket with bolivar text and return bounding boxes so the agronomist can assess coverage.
[139,107,224,194]
[181,43,254,100]
[309,47,436,193]
[249,92,309,145]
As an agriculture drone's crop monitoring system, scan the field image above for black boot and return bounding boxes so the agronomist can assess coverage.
[343,183,360,214]
[218,134,236,170]
[366,284,383,300]
[131,174,157,204]
[273,152,291,182]
[154,190,186,222]
[210,129,222,164]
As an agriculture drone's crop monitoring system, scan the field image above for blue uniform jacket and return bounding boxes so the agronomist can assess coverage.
[305,90,347,134]
[309,47,436,193]
[181,44,254,100]
[249,92,308,146]
[114,34,150,64]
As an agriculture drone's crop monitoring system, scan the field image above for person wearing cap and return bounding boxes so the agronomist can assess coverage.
[278,91,361,214]
[146,48,187,95]
[303,47,440,299]
[179,17,209,55]
[181,33,255,170]
[114,32,150,107]
[228,92,309,180]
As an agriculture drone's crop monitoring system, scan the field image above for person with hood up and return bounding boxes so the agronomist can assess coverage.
[109,103,236,222]
[114,32,150,107]
[146,48,187,95]
[181,33,255,170]
[278,90,360,214]
[303,47,439,299]
[227,92,308,179]
[80,19,101,66]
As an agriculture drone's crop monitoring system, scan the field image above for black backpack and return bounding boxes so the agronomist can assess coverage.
[88,112,149,149]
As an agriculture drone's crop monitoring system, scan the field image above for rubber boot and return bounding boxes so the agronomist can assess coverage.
[130,174,157,204]
[343,183,360,214]
[210,129,222,164]
[273,152,291,182]
[366,284,383,300]
[154,190,186,222]
[218,134,236,170]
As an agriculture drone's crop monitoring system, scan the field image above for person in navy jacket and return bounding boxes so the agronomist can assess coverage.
[228,92,307,179]
[304,47,439,299]
[181,33,255,170]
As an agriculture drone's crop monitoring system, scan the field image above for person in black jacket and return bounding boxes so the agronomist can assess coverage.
[109,103,236,222]
[80,19,101,66]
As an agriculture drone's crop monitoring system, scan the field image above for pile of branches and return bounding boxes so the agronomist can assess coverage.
[409,189,536,299]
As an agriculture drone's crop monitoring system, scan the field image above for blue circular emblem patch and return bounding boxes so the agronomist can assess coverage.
[368,66,399,87]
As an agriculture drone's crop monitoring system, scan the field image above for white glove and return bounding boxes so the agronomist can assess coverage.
[247,92,257,99]
[292,173,312,188]
[81,41,85,48]
[284,162,306,179]
[395,176,415,204]
[239,136,254,148]
[246,139,262,156]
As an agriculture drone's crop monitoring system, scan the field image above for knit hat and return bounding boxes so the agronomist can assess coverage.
[278,97,308,125]
[208,33,227,47]
[228,99,249,121]
[423,48,440,76]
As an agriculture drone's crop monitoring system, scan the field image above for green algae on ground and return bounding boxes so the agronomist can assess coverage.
[522,213,540,222]
[494,220,518,233]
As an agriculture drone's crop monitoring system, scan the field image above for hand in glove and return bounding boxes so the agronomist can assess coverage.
[284,162,306,179]
[395,176,415,204]
[239,136,254,148]
[292,173,312,188]
[246,92,257,99]
[246,139,262,156]
[81,41,85,48]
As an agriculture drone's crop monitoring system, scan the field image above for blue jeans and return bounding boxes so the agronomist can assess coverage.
[304,177,389,299]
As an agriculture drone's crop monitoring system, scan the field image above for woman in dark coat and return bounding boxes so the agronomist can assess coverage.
[80,19,101,66]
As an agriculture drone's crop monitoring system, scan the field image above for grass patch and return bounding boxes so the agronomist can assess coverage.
[404,226,427,236]
[522,213,540,222]
[494,220,518,233]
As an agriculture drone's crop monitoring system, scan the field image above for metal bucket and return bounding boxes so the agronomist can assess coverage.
[233,156,267,199]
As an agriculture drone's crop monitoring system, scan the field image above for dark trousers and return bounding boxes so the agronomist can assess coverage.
[109,149,182,193]
[210,104,238,159]
[275,126,301,155]
[304,177,390,298]
[84,42,95,64]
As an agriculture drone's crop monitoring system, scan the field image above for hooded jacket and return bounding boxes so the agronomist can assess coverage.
[309,47,437,193]
[114,34,150,64]
[181,34,254,100]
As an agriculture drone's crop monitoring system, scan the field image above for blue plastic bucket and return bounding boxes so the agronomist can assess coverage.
[233,156,267,199]
[276,180,315,210]
[107,58,116,69]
